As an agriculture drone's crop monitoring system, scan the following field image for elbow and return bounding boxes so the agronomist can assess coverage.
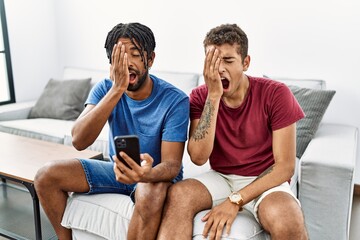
[281,162,295,181]
[190,155,208,166]
[71,134,88,151]
[187,149,209,166]
[72,138,86,151]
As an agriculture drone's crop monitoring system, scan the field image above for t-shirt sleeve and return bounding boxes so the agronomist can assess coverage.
[162,96,190,142]
[85,79,111,106]
[269,84,305,131]
[189,87,205,120]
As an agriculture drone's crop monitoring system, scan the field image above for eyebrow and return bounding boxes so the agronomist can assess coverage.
[130,46,139,51]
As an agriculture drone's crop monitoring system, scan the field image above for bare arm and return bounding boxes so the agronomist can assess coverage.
[187,97,219,165]
[71,88,124,150]
[239,123,297,204]
[188,47,223,165]
[72,42,129,150]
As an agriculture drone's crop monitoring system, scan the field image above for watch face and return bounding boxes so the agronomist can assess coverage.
[231,193,241,202]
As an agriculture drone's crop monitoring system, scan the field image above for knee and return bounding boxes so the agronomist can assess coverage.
[135,182,170,213]
[34,161,58,193]
[166,180,196,208]
[268,213,307,237]
[259,201,307,239]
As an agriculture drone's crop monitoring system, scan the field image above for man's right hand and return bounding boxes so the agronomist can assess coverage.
[203,46,223,99]
[110,41,129,92]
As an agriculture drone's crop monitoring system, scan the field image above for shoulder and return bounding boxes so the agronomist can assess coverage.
[92,78,112,91]
[189,84,208,99]
[151,74,188,101]
[249,75,291,98]
[249,75,287,90]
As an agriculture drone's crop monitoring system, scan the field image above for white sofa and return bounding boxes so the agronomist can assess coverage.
[0,67,358,240]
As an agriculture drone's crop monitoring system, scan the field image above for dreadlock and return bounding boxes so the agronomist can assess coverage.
[203,24,248,62]
[104,22,156,69]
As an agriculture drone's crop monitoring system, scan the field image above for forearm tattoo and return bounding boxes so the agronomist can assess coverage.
[254,165,274,182]
[192,99,215,141]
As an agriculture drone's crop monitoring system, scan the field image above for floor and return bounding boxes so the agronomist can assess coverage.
[0,183,359,240]
[0,181,56,240]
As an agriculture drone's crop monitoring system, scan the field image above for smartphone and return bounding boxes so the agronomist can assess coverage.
[114,135,141,169]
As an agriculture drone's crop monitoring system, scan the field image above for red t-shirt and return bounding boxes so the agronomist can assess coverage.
[190,76,305,176]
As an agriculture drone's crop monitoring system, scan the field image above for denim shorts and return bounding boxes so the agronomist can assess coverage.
[78,158,137,201]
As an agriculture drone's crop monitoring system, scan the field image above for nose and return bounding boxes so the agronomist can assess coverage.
[218,60,225,73]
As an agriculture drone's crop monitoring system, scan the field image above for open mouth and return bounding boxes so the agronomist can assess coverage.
[129,73,137,84]
[221,78,229,89]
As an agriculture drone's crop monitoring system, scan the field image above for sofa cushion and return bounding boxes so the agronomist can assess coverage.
[265,76,326,90]
[29,78,91,120]
[64,123,110,159]
[63,67,109,86]
[62,193,134,240]
[0,118,74,144]
[151,70,199,95]
[288,85,336,158]
[62,193,270,240]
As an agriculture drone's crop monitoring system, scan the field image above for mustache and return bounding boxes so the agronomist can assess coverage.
[128,67,140,75]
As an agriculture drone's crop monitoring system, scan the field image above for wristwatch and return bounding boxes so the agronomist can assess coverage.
[228,192,244,211]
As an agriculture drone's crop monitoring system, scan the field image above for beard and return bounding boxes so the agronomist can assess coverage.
[127,69,149,92]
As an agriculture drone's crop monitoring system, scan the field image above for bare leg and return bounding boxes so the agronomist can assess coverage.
[127,182,171,240]
[258,192,308,240]
[157,179,213,240]
[34,159,90,240]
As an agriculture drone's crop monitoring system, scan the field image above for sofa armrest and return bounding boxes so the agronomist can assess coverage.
[0,101,36,121]
[298,123,358,240]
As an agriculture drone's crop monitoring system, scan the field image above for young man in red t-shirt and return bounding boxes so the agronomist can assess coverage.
[158,24,309,240]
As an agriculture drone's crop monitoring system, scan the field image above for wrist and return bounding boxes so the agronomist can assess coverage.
[228,192,244,211]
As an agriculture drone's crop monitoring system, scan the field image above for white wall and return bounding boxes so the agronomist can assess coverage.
[4,0,60,102]
[5,0,360,131]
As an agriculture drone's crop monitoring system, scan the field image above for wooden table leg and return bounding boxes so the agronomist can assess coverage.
[355,184,360,196]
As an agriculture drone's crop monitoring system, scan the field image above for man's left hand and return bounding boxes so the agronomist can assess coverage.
[201,199,240,240]
[113,153,153,184]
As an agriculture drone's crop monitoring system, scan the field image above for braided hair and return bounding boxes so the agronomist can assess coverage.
[104,22,156,69]
[203,24,248,63]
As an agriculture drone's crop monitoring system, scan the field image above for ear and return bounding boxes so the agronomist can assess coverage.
[147,52,156,68]
[243,55,251,71]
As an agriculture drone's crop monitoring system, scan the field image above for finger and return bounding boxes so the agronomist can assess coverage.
[113,161,125,178]
[111,44,117,66]
[119,43,126,66]
[215,221,226,240]
[119,151,138,169]
[123,52,128,73]
[109,65,114,80]
[201,211,211,222]
[140,153,154,165]
[225,219,234,237]
[112,42,121,67]
[113,156,126,172]
[209,49,219,75]
[202,214,213,238]
[203,47,214,77]
[214,54,221,74]
[113,162,134,184]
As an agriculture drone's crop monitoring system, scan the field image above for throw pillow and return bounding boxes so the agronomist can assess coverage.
[29,78,91,120]
[288,85,336,158]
